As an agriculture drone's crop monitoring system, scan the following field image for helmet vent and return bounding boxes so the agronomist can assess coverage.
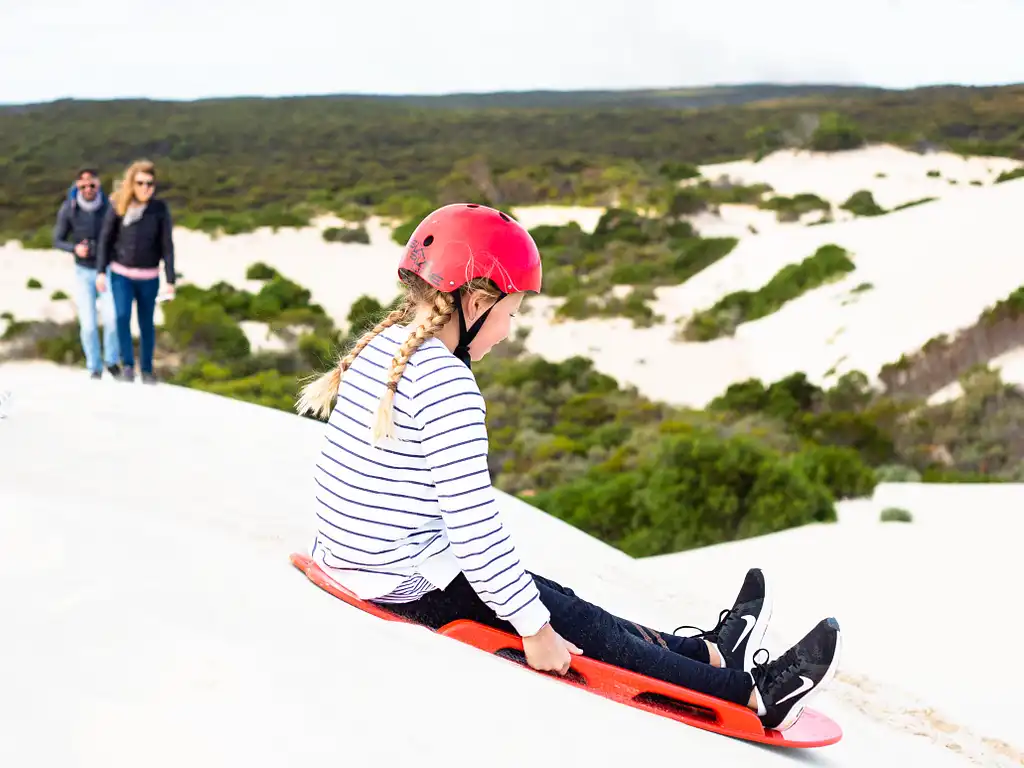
[498,212,510,222]
[466,204,480,208]
[423,235,434,247]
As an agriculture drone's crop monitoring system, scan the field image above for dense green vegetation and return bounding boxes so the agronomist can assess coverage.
[5,84,1024,245]
[513,206,737,326]
[5,261,1021,556]
[4,83,1024,557]
[681,244,857,340]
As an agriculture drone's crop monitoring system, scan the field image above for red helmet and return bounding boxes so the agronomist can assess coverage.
[397,203,542,294]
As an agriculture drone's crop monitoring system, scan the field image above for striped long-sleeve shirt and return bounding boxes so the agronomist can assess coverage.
[309,323,551,637]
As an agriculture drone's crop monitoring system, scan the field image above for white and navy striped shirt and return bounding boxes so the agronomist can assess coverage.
[309,323,551,637]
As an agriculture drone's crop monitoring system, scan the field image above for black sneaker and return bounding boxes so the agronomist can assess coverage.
[89,371,102,380]
[106,364,122,378]
[751,617,842,731]
[673,567,773,673]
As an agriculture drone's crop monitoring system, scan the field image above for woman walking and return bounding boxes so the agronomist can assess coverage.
[96,159,176,383]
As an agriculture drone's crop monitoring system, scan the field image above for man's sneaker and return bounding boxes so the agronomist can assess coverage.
[751,617,842,731]
[673,567,773,673]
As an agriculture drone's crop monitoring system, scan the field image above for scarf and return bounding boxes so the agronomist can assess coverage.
[75,192,103,213]
[123,202,148,227]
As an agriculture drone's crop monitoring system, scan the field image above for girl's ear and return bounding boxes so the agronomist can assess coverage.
[463,290,493,324]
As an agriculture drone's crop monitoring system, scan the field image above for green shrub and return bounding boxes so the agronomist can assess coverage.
[323,226,370,244]
[874,464,922,482]
[390,207,435,245]
[161,295,251,361]
[185,369,302,413]
[34,323,85,365]
[249,276,321,321]
[892,196,937,212]
[20,228,53,250]
[51,290,69,301]
[530,428,835,556]
[683,244,856,340]
[333,203,370,223]
[760,193,831,222]
[666,188,709,217]
[841,190,886,217]
[809,112,864,151]
[245,262,279,280]
[791,444,878,500]
[26,278,42,289]
[995,168,1024,184]
[880,507,913,523]
[659,162,701,181]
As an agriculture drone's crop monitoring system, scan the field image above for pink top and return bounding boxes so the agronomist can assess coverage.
[110,261,161,281]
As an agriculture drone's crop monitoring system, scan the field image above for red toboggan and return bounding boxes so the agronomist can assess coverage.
[290,552,842,749]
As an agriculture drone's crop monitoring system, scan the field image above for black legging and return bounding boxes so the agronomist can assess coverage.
[376,570,754,705]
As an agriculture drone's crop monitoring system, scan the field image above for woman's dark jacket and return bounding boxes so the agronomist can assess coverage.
[96,199,176,284]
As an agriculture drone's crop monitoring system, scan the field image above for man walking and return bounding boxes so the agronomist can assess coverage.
[52,168,121,379]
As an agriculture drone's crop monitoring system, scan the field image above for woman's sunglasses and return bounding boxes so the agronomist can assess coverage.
[134,179,155,188]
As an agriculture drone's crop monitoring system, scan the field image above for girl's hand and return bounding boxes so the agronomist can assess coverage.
[522,623,582,676]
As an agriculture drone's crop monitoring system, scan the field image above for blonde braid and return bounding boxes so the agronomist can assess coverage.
[373,292,456,443]
[295,303,412,420]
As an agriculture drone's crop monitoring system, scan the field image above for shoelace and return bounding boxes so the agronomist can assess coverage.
[672,608,731,640]
[752,646,803,696]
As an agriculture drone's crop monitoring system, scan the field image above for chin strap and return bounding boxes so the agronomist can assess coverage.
[452,291,506,369]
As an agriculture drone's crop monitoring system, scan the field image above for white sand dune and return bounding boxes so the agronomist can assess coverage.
[523,175,1024,407]
[509,204,605,233]
[1,359,1014,767]
[698,144,1023,211]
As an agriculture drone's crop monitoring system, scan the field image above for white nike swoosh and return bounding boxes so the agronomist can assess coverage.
[776,675,814,704]
[731,615,756,653]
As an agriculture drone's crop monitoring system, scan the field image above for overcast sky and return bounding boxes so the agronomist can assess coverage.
[3,0,1023,104]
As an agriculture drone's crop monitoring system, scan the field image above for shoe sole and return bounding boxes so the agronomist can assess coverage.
[742,572,774,674]
[775,619,842,732]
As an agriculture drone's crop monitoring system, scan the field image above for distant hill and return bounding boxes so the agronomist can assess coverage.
[2,83,1023,244]
[0,83,888,112]
[300,83,889,110]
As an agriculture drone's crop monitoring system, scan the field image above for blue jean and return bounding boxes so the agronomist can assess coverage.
[376,571,755,705]
[72,264,119,373]
[110,271,160,374]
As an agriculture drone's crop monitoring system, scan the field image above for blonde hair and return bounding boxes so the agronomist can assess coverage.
[296,272,503,443]
[111,159,156,217]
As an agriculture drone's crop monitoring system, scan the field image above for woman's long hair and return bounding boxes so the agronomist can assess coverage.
[111,159,156,217]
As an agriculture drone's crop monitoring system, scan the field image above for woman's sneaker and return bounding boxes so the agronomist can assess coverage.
[674,567,773,674]
[751,617,842,731]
